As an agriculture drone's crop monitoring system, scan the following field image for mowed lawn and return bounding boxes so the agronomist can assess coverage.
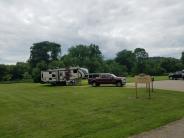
[0,83,184,138]
[127,76,168,83]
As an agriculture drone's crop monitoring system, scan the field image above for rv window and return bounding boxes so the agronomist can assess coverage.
[73,69,77,73]
[52,74,56,77]
[41,73,43,78]
[49,71,52,74]
[49,78,52,80]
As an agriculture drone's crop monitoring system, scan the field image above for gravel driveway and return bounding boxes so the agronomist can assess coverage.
[127,80,184,92]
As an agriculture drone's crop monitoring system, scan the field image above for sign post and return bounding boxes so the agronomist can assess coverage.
[135,74,154,99]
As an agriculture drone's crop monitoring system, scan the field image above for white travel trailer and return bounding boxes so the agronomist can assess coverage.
[41,67,88,85]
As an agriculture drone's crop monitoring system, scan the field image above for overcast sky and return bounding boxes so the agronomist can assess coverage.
[0,0,184,64]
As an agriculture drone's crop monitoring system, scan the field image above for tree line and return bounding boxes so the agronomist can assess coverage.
[0,41,184,82]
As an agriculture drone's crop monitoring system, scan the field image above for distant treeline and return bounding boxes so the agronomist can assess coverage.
[0,41,184,82]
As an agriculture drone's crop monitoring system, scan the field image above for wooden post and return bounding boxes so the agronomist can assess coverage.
[148,83,151,99]
[135,75,153,99]
[151,77,154,92]
[135,83,138,98]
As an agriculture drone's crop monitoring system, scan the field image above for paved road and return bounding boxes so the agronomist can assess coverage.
[127,80,184,92]
[130,118,184,138]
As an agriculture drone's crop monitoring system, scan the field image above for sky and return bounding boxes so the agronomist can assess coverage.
[0,0,184,64]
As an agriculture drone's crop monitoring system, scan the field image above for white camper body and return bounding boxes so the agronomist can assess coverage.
[41,67,88,85]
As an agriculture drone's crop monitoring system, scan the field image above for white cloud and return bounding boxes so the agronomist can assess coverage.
[0,0,184,64]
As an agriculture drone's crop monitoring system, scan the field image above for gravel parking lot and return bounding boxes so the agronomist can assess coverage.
[153,80,184,92]
[127,80,184,92]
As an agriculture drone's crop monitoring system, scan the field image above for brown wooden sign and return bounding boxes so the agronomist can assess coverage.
[135,74,154,99]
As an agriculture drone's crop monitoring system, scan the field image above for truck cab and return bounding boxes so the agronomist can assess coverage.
[88,73,126,87]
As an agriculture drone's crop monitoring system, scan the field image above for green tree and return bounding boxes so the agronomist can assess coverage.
[10,62,30,80]
[63,44,103,72]
[115,50,135,72]
[160,58,182,73]
[48,60,64,69]
[29,41,61,68]
[144,59,166,75]
[181,51,184,65]
[32,61,47,82]
[103,60,128,76]
[0,64,8,81]
[28,41,61,82]
[134,48,148,60]
[134,48,149,74]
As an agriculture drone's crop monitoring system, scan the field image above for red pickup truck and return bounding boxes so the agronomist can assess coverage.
[88,73,126,87]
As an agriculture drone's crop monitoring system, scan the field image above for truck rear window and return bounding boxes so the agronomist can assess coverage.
[88,74,99,78]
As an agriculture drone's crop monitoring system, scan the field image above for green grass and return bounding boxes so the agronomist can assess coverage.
[0,79,33,84]
[0,83,184,138]
[127,76,168,83]
[154,76,169,81]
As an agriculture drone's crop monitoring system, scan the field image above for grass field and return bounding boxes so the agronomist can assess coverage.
[0,83,184,138]
[127,76,168,83]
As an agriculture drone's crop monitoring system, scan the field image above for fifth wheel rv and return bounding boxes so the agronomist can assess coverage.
[41,67,88,85]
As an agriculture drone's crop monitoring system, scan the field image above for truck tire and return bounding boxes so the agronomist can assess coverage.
[96,83,100,86]
[116,81,122,87]
[92,81,97,87]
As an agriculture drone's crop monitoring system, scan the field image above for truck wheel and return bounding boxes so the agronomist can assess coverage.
[116,82,122,87]
[96,83,100,86]
[92,82,97,87]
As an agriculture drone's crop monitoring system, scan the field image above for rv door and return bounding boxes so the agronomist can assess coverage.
[59,70,66,81]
